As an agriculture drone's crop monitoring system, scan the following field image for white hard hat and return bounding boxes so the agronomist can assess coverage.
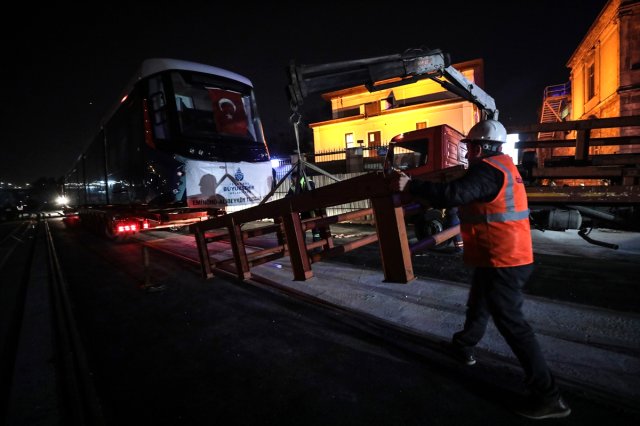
[462,119,507,145]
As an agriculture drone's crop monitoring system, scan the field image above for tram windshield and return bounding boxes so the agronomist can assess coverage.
[170,71,260,142]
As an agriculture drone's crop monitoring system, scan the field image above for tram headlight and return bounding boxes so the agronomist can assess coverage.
[55,195,69,205]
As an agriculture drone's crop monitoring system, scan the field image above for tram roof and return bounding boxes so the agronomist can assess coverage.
[132,58,253,88]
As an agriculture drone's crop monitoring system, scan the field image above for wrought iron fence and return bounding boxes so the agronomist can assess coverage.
[266,144,389,222]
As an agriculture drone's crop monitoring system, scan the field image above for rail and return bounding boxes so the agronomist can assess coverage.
[190,167,466,284]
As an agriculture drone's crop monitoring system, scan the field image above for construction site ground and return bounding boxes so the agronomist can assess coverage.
[6,218,640,425]
[141,221,640,407]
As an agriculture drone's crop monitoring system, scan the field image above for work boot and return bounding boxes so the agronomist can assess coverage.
[441,341,476,366]
[515,396,571,419]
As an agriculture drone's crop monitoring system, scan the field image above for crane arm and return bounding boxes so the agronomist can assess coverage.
[287,47,498,120]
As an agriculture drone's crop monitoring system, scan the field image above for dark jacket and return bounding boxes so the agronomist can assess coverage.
[407,156,503,207]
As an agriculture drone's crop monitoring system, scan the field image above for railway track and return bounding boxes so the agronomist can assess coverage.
[0,220,37,422]
[1,219,106,426]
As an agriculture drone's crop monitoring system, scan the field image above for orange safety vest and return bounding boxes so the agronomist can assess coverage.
[459,155,533,267]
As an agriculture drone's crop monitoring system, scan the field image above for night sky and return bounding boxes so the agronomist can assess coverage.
[1,1,607,184]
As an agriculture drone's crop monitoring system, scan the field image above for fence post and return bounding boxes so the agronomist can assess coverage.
[346,146,364,172]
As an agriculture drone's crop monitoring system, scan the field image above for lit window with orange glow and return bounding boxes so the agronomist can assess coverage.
[586,62,595,100]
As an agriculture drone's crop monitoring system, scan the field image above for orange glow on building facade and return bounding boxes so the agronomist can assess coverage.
[566,0,640,153]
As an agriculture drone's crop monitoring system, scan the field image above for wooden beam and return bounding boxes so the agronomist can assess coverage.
[532,166,623,178]
[281,211,314,281]
[575,129,590,161]
[526,185,640,204]
[226,215,251,280]
[371,194,414,284]
[507,115,640,134]
[193,226,214,279]
[515,136,640,149]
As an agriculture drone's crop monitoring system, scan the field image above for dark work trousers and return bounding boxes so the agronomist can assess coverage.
[452,264,560,402]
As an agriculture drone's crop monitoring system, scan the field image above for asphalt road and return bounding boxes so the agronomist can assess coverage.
[24,219,636,426]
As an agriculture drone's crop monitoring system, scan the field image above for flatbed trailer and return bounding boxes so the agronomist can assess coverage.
[72,205,211,239]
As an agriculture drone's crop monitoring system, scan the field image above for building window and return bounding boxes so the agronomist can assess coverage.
[586,62,595,100]
[365,102,381,117]
[345,132,355,148]
[416,121,427,130]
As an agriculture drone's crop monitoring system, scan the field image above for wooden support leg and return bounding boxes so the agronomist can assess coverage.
[282,212,314,281]
[371,195,414,283]
[316,209,334,250]
[273,216,287,255]
[193,225,214,279]
[575,129,591,161]
[226,215,251,280]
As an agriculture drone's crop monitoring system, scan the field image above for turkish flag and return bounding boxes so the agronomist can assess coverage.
[207,88,249,137]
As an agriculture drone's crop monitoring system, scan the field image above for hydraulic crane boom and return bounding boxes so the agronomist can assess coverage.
[287,47,498,120]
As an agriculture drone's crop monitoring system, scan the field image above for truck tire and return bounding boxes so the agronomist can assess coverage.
[103,218,128,242]
[412,209,452,249]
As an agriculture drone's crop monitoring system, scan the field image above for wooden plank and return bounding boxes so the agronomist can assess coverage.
[526,185,640,204]
[281,211,314,281]
[592,154,640,166]
[515,136,640,149]
[371,195,414,283]
[226,215,251,280]
[242,223,282,239]
[507,115,640,134]
[308,234,379,264]
[575,129,590,161]
[193,227,213,279]
[531,166,623,178]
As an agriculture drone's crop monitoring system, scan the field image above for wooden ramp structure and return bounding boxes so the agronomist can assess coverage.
[190,169,464,284]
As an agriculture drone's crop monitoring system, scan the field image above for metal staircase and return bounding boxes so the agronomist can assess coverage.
[538,83,571,140]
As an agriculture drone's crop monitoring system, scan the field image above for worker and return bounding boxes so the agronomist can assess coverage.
[287,168,314,196]
[286,169,322,242]
[444,206,463,253]
[388,119,570,420]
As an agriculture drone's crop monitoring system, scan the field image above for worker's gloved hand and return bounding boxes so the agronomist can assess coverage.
[388,170,411,193]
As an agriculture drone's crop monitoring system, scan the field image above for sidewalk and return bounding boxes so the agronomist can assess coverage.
[143,224,640,409]
[249,254,640,408]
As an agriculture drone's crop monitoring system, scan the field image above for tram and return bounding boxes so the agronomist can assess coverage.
[63,58,275,237]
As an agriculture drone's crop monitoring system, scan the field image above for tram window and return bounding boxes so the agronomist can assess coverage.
[150,92,165,109]
[175,90,217,137]
[179,109,217,137]
[147,75,169,140]
[175,95,193,111]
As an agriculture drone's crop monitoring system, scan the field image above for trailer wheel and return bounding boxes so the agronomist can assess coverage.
[412,209,451,249]
[103,219,127,242]
[104,219,118,240]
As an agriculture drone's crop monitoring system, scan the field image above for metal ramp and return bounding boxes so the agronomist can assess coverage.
[190,167,465,284]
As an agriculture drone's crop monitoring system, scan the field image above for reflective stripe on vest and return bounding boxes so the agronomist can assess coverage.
[459,157,530,224]
[459,155,533,267]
